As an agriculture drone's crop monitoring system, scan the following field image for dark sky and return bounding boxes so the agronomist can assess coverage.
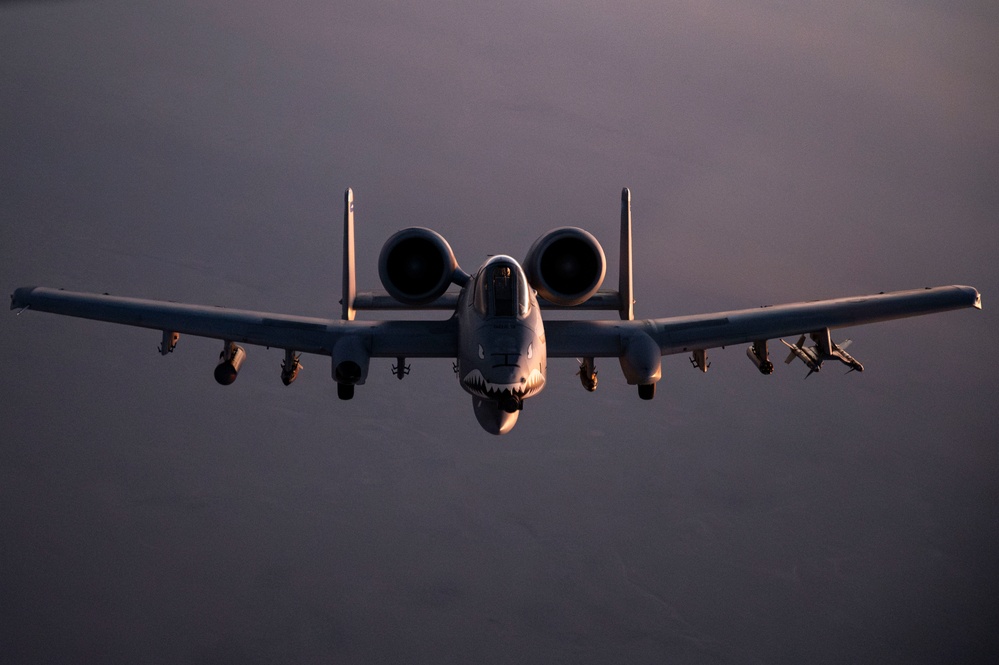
[2,1,997,663]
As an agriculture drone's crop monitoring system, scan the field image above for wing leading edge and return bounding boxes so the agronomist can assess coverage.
[545,285,981,358]
[10,286,457,358]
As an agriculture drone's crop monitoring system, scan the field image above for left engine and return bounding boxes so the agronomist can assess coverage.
[378,227,460,305]
[524,227,606,306]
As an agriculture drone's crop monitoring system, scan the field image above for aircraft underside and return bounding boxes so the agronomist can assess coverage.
[9,187,982,434]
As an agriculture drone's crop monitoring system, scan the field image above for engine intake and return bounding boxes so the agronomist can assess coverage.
[524,227,606,306]
[378,228,459,305]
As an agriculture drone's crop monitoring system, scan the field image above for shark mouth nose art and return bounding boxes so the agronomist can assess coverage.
[461,368,546,403]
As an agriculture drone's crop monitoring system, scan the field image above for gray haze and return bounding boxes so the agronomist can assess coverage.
[1,1,997,663]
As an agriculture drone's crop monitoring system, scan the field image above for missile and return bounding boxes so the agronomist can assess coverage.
[577,357,598,391]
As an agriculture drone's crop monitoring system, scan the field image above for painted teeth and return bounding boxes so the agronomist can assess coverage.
[462,369,545,400]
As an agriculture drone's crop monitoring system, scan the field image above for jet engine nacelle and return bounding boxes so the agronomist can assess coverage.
[524,227,606,306]
[378,227,459,305]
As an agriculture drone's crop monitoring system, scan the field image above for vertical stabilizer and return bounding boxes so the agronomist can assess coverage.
[342,188,356,321]
[619,187,634,320]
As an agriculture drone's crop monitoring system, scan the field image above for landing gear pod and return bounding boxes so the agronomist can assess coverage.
[214,341,246,385]
[332,335,369,400]
[524,227,606,306]
[378,227,460,305]
[619,331,662,397]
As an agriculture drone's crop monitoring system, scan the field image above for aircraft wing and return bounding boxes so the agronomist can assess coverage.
[545,285,982,358]
[9,286,458,358]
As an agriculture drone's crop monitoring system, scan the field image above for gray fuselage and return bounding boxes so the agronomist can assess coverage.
[455,256,547,434]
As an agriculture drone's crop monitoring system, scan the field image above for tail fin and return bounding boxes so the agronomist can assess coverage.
[342,188,356,321]
[619,187,634,320]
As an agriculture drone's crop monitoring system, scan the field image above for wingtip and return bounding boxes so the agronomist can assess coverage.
[10,286,37,311]
[953,285,983,310]
[971,287,982,310]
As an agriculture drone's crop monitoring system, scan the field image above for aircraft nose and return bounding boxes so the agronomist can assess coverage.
[488,365,523,386]
[499,391,522,413]
[472,398,519,435]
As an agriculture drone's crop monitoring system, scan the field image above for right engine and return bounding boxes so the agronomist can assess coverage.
[524,227,606,306]
[378,227,460,305]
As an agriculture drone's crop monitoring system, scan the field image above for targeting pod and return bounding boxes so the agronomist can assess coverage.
[214,341,246,385]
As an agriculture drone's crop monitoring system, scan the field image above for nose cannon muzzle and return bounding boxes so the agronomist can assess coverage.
[499,393,523,413]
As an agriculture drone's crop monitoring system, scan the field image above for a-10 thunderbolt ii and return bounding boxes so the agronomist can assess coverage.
[11,188,982,434]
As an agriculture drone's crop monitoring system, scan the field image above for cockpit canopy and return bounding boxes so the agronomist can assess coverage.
[473,255,531,318]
